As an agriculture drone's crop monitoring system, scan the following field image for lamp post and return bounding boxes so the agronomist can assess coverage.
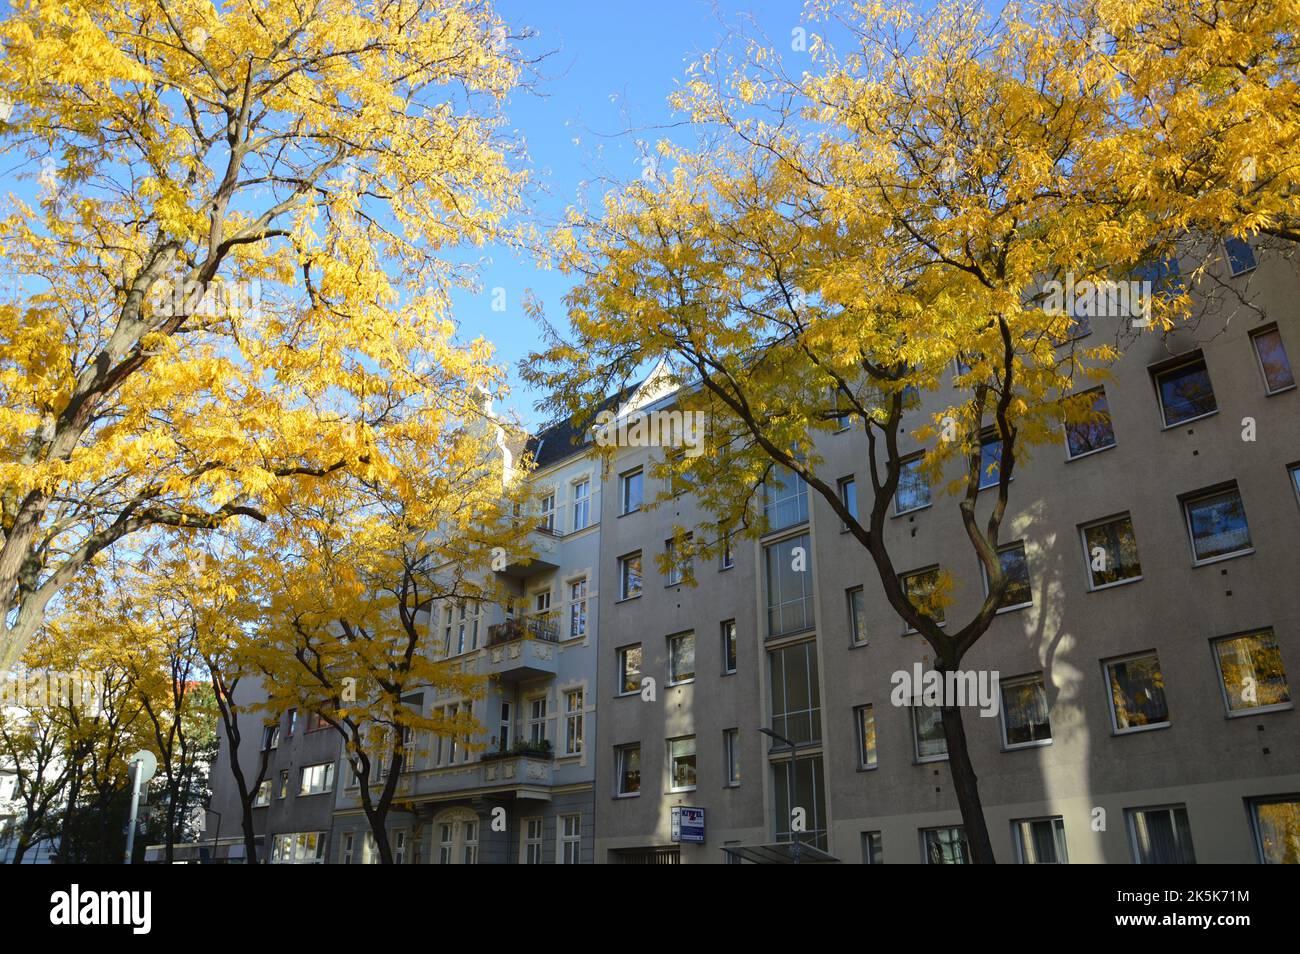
[758,726,803,864]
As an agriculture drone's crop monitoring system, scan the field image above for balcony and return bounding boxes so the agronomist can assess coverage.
[480,751,554,798]
[497,525,562,580]
[483,616,559,682]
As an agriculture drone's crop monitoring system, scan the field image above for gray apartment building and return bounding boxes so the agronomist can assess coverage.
[203,237,1299,863]
[594,239,1300,863]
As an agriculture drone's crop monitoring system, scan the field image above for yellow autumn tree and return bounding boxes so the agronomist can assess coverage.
[526,0,1296,861]
[0,0,529,671]
[245,401,532,864]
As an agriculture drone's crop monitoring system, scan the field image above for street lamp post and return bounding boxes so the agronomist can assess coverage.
[758,726,803,864]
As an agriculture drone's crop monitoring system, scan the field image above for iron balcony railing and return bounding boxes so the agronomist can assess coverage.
[486,615,559,646]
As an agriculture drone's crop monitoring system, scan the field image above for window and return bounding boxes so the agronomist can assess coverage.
[855,704,877,769]
[572,478,591,531]
[307,711,329,732]
[618,551,642,600]
[1224,236,1257,276]
[1014,817,1068,864]
[341,832,354,865]
[923,826,968,864]
[497,702,511,753]
[1000,674,1052,748]
[1292,464,1300,508]
[278,769,289,799]
[985,542,1032,610]
[895,453,931,514]
[270,831,327,864]
[1154,353,1217,427]
[721,620,737,674]
[254,780,271,807]
[615,743,641,796]
[1212,630,1291,715]
[564,688,585,755]
[768,641,821,745]
[861,831,883,864]
[764,466,808,530]
[1251,325,1296,394]
[847,587,866,645]
[522,818,543,864]
[463,820,479,865]
[618,644,642,696]
[1105,652,1170,732]
[393,830,407,865]
[900,566,944,628]
[539,492,556,532]
[1249,797,1300,864]
[1064,387,1116,459]
[724,728,740,786]
[286,708,297,736]
[911,706,947,761]
[665,534,692,585]
[837,475,858,528]
[526,696,547,745]
[668,631,695,684]
[438,824,453,864]
[978,430,1005,490]
[568,578,588,639]
[621,468,643,514]
[299,762,336,796]
[1128,805,1195,864]
[668,736,697,791]
[1081,514,1142,589]
[720,528,734,569]
[773,755,827,850]
[532,589,551,616]
[1133,256,1184,303]
[363,832,377,865]
[1183,484,1252,563]
[261,724,279,751]
[764,533,814,637]
[559,814,581,864]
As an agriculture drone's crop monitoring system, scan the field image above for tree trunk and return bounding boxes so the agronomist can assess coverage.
[11,834,29,865]
[940,704,996,863]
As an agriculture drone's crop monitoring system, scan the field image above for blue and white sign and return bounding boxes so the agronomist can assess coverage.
[671,806,706,844]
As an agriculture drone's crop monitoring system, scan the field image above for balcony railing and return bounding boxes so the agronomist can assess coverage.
[487,615,559,646]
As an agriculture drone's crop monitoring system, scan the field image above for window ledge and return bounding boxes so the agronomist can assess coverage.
[1065,442,1117,463]
[1191,548,1254,568]
[614,593,643,604]
[893,503,932,518]
[1226,702,1294,718]
[614,792,640,800]
[849,639,869,650]
[1160,409,1218,430]
[667,679,696,689]
[1265,384,1297,397]
[994,601,1033,615]
[1088,575,1144,593]
[1002,738,1053,752]
[1111,721,1171,736]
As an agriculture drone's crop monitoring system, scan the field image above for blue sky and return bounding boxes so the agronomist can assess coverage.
[459,0,807,428]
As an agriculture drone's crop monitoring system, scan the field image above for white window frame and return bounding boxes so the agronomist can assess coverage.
[567,576,588,639]
[341,831,354,864]
[981,540,1033,613]
[894,452,932,515]
[615,743,641,797]
[900,566,945,633]
[1103,651,1171,735]
[837,474,858,529]
[1079,513,1143,591]
[721,619,737,675]
[1249,323,1296,396]
[911,704,948,763]
[617,644,642,697]
[539,492,556,532]
[855,704,877,770]
[720,529,734,569]
[724,728,740,787]
[620,468,643,514]
[667,630,696,685]
[1223,235,1258,277]
[618,551,643,600]
[1063,386,1117,461]
[564,687,585,755]
[1153,354,1218,428]
[526,695,547,746]
[1126,804,1196,864]
[1181,484,1254,566]
[521,817,544,864]
[1210,629,1293,718]
[571,477,591,531]
[298,761,335,796]
[558,813,581,864]
[1248,795,1300,864]
[847,586,867,645]
[667,735,697,793]
[393,829,407,865]
[1012,816,1068,864]
[998,672,1053,750]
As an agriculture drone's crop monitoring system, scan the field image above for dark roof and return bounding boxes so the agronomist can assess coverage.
[527,382,640,469]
